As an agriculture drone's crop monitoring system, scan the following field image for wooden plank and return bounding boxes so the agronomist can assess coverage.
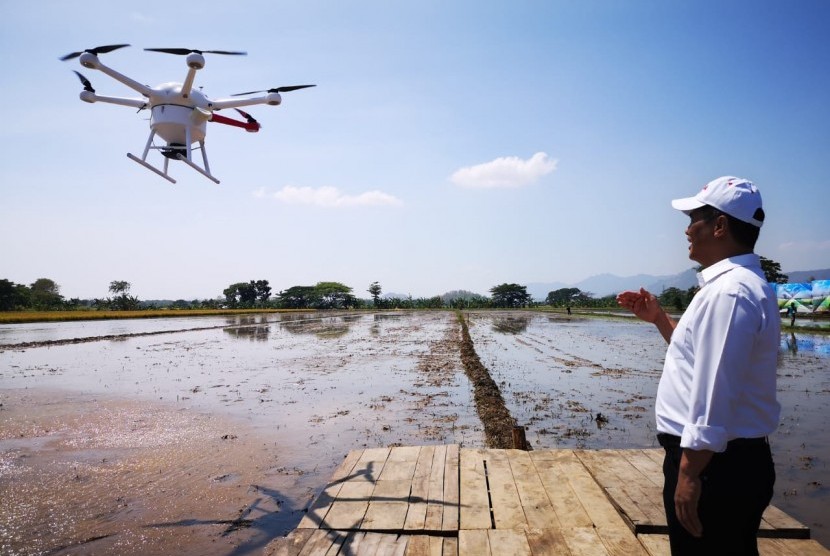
[619,449,665,487]
[442,444,460,531]
[488,529,532,556]
[316,501,369,531]
[297,529,345,556]
[636,533,670,556]
[338,531,369,555]
[576,449,664,532]
[403,535,430,556]
[759,505,811,538]
[380,460,419,481]
[362,480,412,530]
[266,528,317,556]
[405,445,436,530]
[558,454,648,555]
[530,450,592,529]
[642,448,665,467]
[637,534,830,556]
[459,529,491,555]
[432,536,449,556]
[353,447,392,483]
[390,445,424,461]
[560,526,611,555]
[442,537,458,556]
[323,531,349,556]
[507,450,559,530]
[372,532,408,556]
[459,448,492,530]
[297,449,365,529]
[759,538,830,556]
[484,449,526,529]
[356,531,383,555]
[524,527,572,555]
[424,445,448,530]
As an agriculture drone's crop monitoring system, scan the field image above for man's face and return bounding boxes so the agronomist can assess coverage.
[685,207,721,266]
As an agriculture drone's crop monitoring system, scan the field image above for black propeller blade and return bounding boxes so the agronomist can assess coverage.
[60,44,130,61]
[73,70,95,93]
[235,109,259,125]
[231,84,316,97]
[144,48,247,56]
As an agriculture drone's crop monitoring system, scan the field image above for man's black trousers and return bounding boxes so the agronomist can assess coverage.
[658,434,775,556]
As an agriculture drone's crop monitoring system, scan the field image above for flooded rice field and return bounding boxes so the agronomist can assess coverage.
[1,311,828,554]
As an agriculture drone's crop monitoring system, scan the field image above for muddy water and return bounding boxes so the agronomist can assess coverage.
[1,311,828,554]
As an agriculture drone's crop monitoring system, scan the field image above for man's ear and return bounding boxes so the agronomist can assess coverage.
[713,214,728,238]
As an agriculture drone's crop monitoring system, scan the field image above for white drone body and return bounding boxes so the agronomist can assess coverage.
[64,45,314,184]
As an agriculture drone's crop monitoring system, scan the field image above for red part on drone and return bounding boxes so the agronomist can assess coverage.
[209,113,261,132]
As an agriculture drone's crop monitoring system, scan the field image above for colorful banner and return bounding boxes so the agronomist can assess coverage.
[775,280,830,313]
[812,280,830,312]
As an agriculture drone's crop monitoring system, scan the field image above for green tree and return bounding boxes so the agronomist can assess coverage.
[253,280,272,306]
[760,256,788,284]
[276,286,317,309]
[109,281,131,295]
[108,280,139,310]
[30,278,64,310]
[314,282,356,309]
[368,282,382,307]
[659,287,685,311]
[545,287,582,306]
[0,279,29,310]
[489,283,531,308]
[223,282,256,308]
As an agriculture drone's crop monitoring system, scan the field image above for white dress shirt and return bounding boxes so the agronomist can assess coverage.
[656,254,781,452]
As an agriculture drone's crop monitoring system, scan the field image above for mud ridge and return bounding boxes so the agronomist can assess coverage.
[456,312,517,448]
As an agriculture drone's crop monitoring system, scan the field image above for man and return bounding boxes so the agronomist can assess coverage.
[617,176,780,555]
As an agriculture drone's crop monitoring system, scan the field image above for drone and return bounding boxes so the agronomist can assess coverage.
[61,44,314,184]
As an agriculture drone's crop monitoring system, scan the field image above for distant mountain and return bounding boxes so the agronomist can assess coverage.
[786,269,830,283]
[526,267,828,300]
[526,269,698,300]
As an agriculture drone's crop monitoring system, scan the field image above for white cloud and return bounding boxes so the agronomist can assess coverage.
[129,12,154,23]
[255,185,403,207]
[450,152,557,189]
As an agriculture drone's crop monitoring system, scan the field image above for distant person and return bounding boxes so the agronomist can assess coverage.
[616,176,779,555]
[787,304,796,327]
[566,306,572,315]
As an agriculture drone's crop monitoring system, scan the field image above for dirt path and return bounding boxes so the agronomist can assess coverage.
[456,312,517,448]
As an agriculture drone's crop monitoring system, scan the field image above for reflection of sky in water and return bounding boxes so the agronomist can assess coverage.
[780,333,830,356]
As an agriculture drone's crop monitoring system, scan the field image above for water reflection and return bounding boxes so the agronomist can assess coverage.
[280,315,353,339]
[492,315,530,334]
[224,316,271,341]
[780,332,830,357]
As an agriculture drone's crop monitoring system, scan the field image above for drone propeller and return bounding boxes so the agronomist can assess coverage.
[60,44,130,61]
[73,70,95,93]
[144,48,247,56]
[235,109,259,125]
[231,84,316,96]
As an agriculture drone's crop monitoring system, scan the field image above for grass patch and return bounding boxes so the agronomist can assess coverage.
[0,309,304,325]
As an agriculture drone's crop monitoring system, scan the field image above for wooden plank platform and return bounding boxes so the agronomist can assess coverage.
[265,446,829,556]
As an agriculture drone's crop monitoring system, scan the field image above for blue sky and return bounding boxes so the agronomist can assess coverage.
[1,1,828,300]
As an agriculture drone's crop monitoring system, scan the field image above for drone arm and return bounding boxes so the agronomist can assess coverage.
[79,91,147,109]
[209,93,282,111]
[210,113,260,132]
[79,52,154,97]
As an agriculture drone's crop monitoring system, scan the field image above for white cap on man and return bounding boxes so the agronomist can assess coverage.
[671,176,764,227]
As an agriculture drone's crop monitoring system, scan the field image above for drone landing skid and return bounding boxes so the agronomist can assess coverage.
[127,153,177,183]
[126,129,220,184]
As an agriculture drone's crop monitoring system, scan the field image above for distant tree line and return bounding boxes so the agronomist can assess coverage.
[0,256,789,312]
